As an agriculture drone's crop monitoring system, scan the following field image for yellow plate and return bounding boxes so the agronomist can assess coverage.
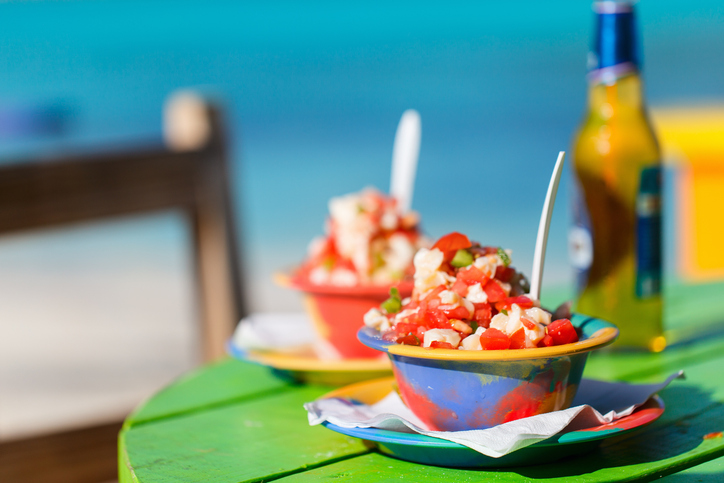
[228,343,391,386]
[320,376,395,402]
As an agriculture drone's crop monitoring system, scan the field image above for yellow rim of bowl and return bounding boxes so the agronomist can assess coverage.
[384,327,619,361]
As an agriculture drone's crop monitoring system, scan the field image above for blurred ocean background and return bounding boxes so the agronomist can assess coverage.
[1,0,722,439]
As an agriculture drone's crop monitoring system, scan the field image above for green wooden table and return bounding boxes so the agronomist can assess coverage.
[119,282,724,482]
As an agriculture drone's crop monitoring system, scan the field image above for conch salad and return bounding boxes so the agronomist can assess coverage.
[295,188,429,286]
[363,232,579,350]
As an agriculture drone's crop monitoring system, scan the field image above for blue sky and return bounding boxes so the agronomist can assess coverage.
[0,0,721,310]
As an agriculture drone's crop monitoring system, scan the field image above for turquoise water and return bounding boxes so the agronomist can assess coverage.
[0,1,722,309]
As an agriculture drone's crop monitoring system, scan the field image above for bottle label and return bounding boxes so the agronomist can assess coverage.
[635,166,662,298]
[570,179,593,293]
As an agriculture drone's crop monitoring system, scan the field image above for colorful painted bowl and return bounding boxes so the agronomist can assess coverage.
[283,274,413,359]
[357,314,618,431]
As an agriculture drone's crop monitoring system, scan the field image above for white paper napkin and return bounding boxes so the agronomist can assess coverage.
[232,312,348,359]
[305,371,683,458]
[233,313,317,351]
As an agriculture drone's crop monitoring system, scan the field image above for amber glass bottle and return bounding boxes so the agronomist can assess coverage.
[570,1,664,350]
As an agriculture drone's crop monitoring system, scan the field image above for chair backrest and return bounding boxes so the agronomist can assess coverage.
[0,94,245,361]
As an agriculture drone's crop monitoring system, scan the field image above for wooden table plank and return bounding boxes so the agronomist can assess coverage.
[119,385,369,483]
[663,281,724,343]
[120,336,724,482]
[659,455,724,481]
[584,335,724,383]
[642,356,724,423]
[125,359,291,428]
[275,405,724,483]
[272,432,724,483]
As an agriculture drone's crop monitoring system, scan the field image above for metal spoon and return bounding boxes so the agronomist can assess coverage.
[529,151,566,301]
[390,109,421,214]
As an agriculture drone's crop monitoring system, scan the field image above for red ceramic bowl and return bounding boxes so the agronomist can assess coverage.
[286,274,413,359]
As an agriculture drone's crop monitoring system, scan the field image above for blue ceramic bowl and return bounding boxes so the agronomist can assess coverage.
[357,314,618,431]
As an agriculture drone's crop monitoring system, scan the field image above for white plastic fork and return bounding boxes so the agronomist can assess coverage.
[390,109,421,214]
[529,151,566,301]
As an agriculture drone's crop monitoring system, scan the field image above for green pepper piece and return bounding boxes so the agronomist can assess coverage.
[497,247,511,267]
[451,249,474,268]
[470,320,479,332]
[381,287,402,314]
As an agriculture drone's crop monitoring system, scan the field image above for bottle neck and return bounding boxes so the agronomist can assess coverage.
[588,72,645,115]
[587,2,644,115]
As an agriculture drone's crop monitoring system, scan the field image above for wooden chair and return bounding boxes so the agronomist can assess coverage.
[0,94,245,361]
[0,93,246,483]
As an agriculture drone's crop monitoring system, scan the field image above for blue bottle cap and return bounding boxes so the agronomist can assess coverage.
[588,1,640,82]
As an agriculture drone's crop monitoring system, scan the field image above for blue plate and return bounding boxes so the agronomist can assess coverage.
[319,377,664,468]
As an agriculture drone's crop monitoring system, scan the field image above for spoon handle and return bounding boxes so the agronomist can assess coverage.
[390,109,421,214]
[529,151,566,301]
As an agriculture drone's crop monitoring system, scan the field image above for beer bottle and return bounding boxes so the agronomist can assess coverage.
[570,1,664,350]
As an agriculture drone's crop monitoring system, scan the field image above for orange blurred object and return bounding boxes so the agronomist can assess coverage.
[653,105,724,282]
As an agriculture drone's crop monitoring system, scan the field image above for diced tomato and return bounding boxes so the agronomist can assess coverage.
[397,333,421,346]
[415,325,427,340]
[509,328,526,350]
[479,328,511,350]
[422,309,450,329]
[451,278,470,297]
[432,232,472,254]
[395,311,417,325]
[483,280,508,303]
[422,285,446,303]
[407,300,421,311]
[547,319,579,345]
[457,265,488,285]
[418,287,444,315]
[472,303,492,326]
[495,265,516,283]
[427,298,441,310]
[395,322,418,336]
[539,334,555,347]
[440,305,471,320]
[439,305,471,320]
[334,257,356,272]
[429,340,455,350]
[520,317,537,330]
[495,295,535,312]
